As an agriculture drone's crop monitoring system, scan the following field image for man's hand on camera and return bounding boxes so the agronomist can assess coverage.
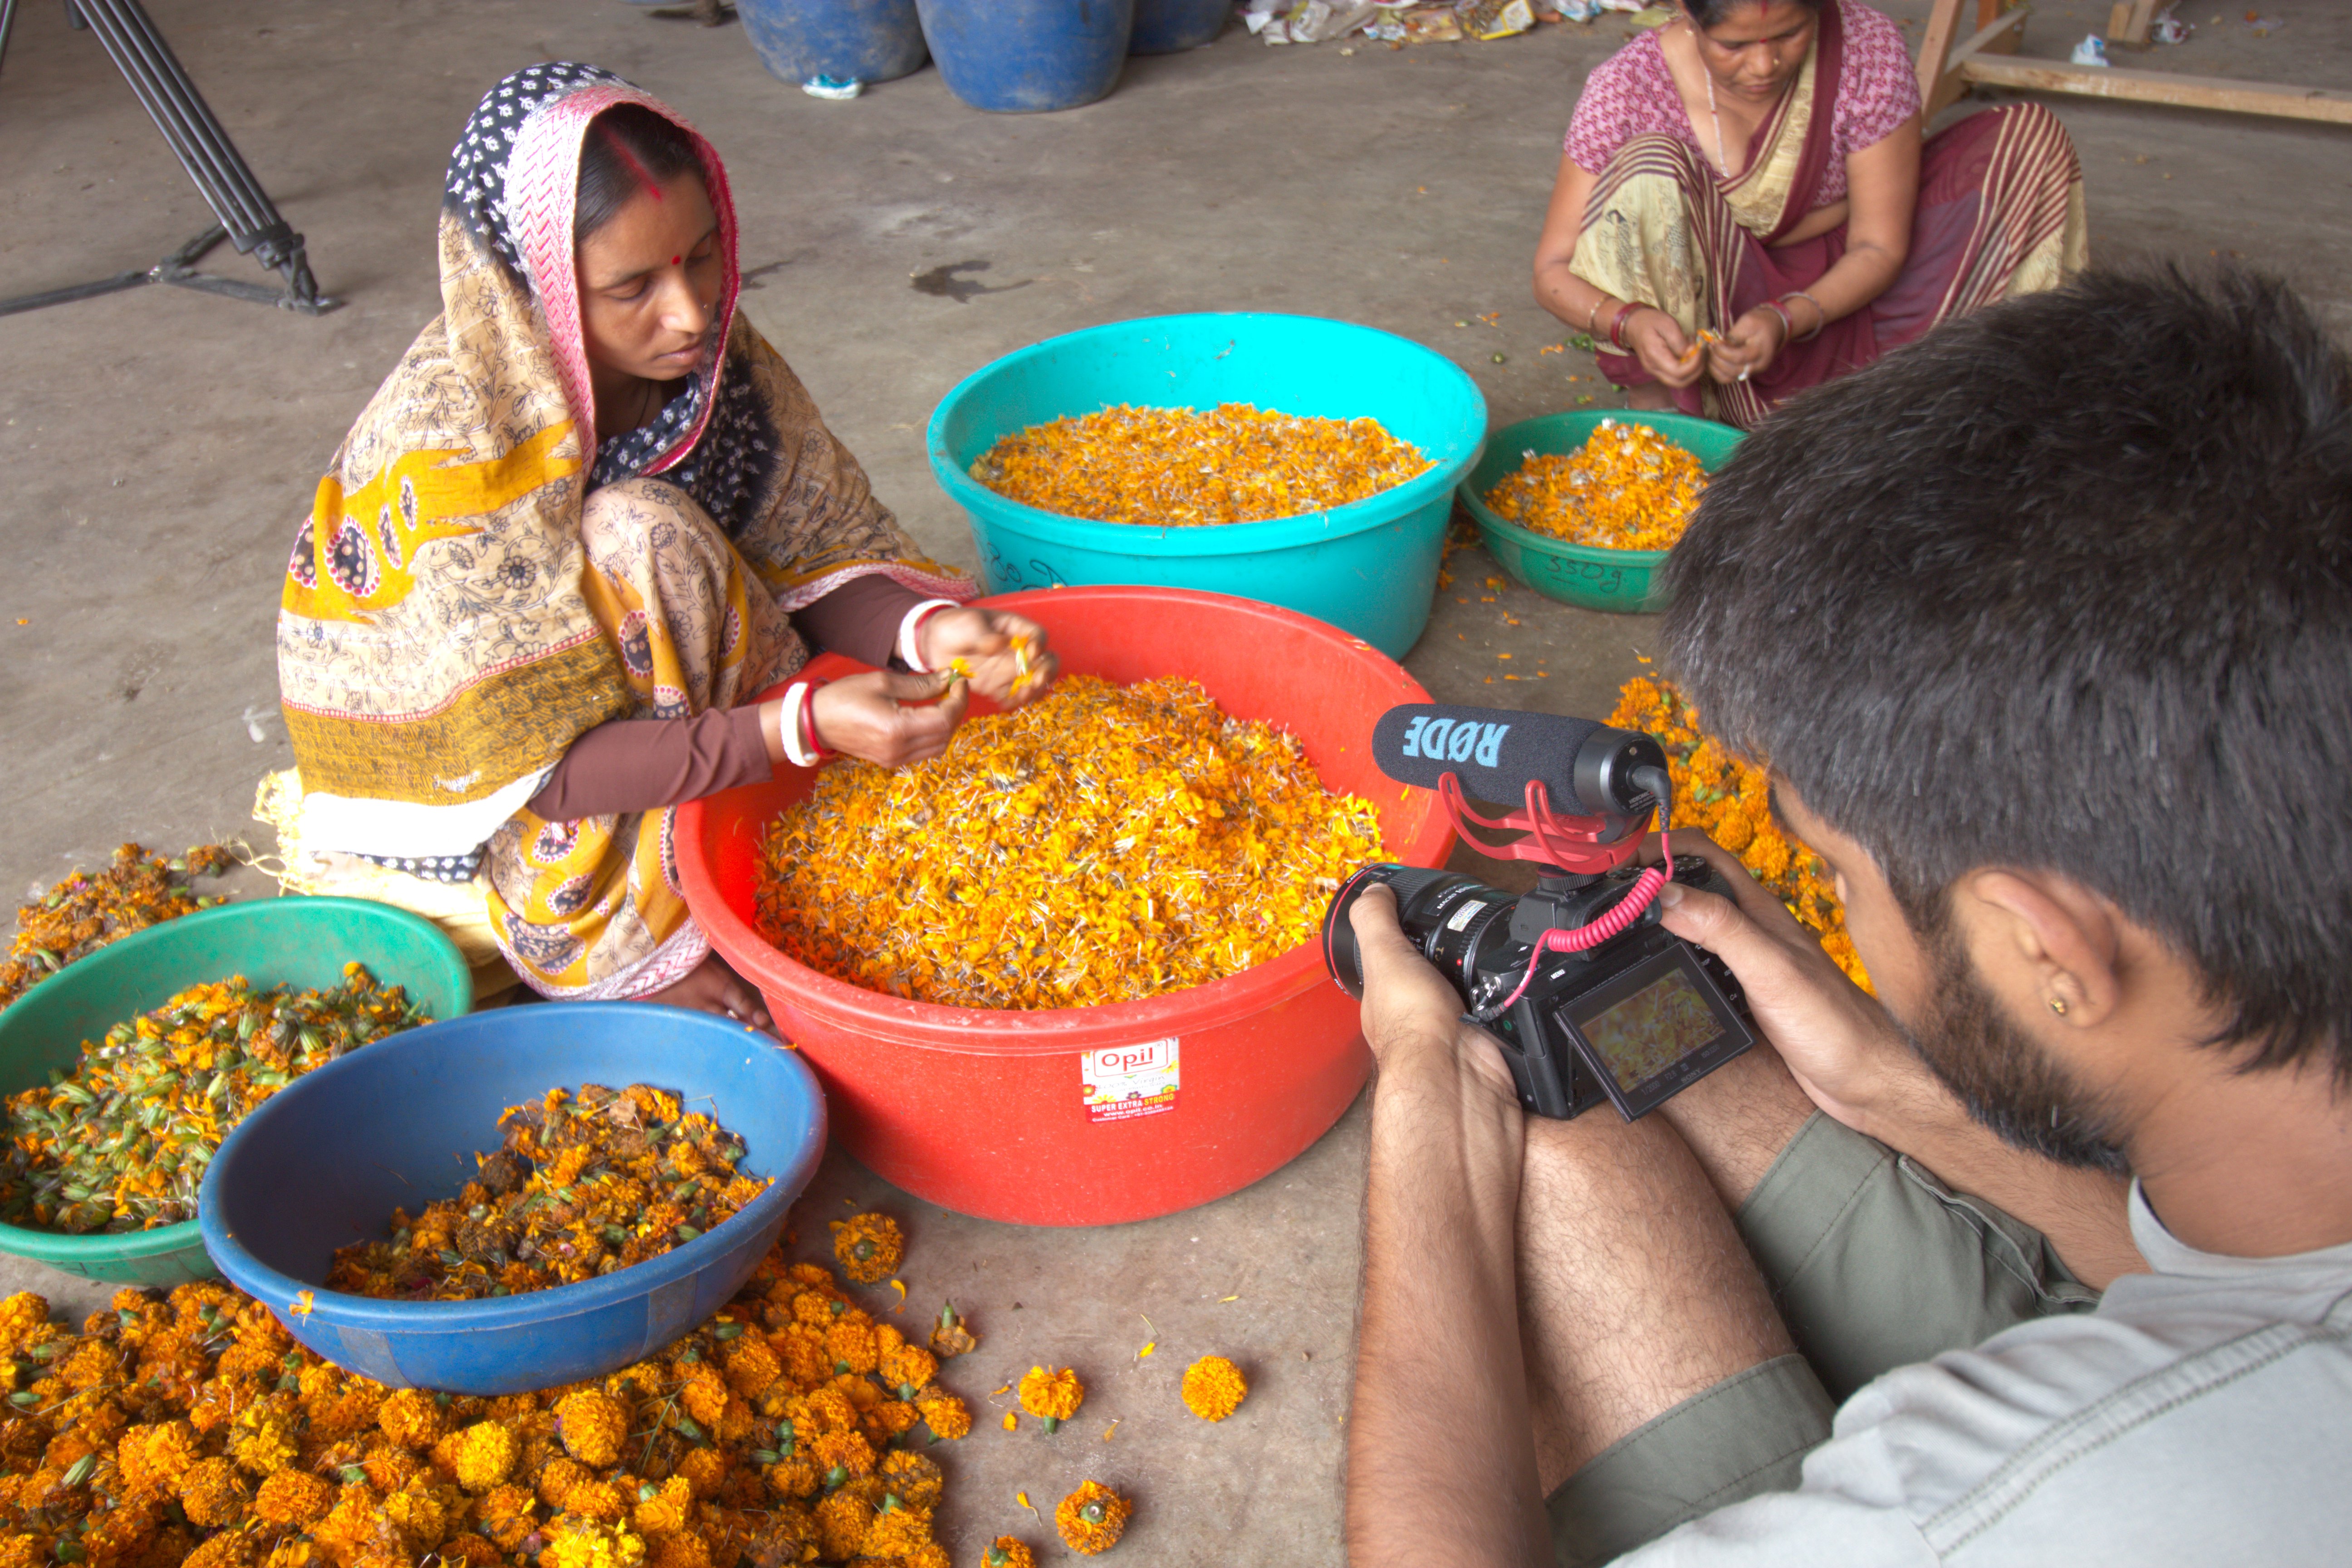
[1645,829,1922,1141]
[1347,885,1520,1109]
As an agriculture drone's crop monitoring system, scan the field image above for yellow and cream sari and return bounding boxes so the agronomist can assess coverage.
[274,64,968,998]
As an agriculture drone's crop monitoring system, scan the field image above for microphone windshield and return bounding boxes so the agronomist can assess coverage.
[1369,706,1663,818]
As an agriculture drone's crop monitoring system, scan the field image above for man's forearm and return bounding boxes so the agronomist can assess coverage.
[1348,1029,1548,1568]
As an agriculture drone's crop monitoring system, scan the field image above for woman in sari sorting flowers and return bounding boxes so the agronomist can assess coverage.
[276,64,1053,1019]
[1534,0,2087,428]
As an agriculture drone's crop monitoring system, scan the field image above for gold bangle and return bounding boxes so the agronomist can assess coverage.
[1585,295,1609,336]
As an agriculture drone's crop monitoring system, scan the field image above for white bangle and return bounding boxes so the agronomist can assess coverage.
[897,598,962,672]
[779,681,821,768]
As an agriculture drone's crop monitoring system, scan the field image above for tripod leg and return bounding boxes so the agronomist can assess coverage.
[72,0,336,312]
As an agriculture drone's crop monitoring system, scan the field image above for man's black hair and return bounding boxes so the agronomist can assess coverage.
[1661,266,2352,1078]
[575,104,703,245]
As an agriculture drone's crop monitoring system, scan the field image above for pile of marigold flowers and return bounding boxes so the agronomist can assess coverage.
[0,965,426,1235]
[755,675,1388,1009]
[971,403,1432,526]
[0,845,235,1012]
[326,1085,769,1302]
[1606,676,1869,989]
[0,1250,977,1566]
[1484,420,1707,552]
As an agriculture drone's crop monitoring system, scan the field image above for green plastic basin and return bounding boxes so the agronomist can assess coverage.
[1459,410,1744,614]
[0,898,472,1285]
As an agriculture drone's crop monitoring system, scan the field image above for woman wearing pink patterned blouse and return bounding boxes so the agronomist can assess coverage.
[1533,0,2086,428]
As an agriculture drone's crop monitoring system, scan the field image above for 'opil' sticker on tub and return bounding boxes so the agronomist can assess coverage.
[1083,1038,1180,1124]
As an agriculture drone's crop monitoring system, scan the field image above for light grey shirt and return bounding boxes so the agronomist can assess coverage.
[1626,1183,2352,1564]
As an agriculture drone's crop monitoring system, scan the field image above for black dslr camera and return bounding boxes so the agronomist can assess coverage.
[1321,706,1754,1121]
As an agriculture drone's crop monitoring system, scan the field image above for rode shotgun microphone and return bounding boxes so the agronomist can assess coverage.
[1370,706,1669,820]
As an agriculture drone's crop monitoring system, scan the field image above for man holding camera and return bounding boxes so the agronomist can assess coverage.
[1344,269,2352,1565]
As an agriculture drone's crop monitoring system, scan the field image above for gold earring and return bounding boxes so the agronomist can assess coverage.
[2048,996,2068,1017]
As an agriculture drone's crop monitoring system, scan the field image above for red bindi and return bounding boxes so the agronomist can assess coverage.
[671,255,681,266]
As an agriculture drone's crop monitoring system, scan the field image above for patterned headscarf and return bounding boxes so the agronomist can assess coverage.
[439,63,770,529]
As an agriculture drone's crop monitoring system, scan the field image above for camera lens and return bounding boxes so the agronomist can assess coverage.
[1321,865,1518,1000]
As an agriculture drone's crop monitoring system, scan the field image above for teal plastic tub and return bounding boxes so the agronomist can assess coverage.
[1459,410,1744,614]
[0,898,471,1286]
[926,313,1488,658]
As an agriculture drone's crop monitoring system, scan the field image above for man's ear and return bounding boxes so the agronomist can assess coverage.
[1954,870,2124,1030]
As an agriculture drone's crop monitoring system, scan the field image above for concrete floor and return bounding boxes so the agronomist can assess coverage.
[1,0,2348,1559]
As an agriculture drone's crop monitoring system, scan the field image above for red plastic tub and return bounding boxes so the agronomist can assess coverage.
[676,586,1454,1225]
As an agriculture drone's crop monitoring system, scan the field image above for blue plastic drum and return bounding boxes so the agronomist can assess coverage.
[199,1003,825,1395]
[915,0,1134,113]
[737,0,929,88]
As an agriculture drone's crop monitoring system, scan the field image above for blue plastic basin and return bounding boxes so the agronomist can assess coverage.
[737,0,929,88]
[200,1004,824,1394]
[915,0,1133,113]
[927,312,1488,658]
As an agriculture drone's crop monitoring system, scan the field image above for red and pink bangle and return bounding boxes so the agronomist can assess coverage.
[1606,299,1644,351]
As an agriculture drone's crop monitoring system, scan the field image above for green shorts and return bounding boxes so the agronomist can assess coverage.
[1546,1112,2103,1568]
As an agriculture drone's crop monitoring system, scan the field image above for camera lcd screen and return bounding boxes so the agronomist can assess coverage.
[1556,943,1753,1120]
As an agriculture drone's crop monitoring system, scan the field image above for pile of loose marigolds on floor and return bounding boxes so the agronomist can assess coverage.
[971,402,1431,526]
[1607,675,1870,989]
[0,845,235,1013]
[754,675,1387,1009]
[1483,418,1708,552]
[325,1085,769,1302]
[0,1199,1250,1565]
[0,965,427,1235]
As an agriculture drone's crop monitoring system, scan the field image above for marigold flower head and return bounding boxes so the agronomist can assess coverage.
[866,1495,935,1556]
[674,1446,730,1500]
[878,1450,944,1510]
[983,1539,1038,1568]
[116,1417,202,1495]
[678,1368,730,1430]
[1018,1366,1085,1425]
[721,1338,781,1400]
[438,1534,505,1568]
[1055,1479,1132,1555]
[450,1418,519,1492]
[554,1388,628,1469]
[179,1453,247,1526]
[810,1427,877,1481]
[647,1534,713,1568]
[630,1473,695,1537]
[828,1213,903,1284]
[0,1291,50,1354]
[813,1490,877,1560]
[765,1453,820,1499]
[184,1533,260,1568]
[878,1340,936,1394]
[385,1478,455,1549]
[929,1301,978,1359]
[824,1318,881,1377]
[1181,1354,1248,1421]
[540,1516,647,1568]
[255,1467,337,1526]
[475,1483,541,1551]
[377,1387,448,1450]
[564,1473,632,1523]
[914,1388,970,1440]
